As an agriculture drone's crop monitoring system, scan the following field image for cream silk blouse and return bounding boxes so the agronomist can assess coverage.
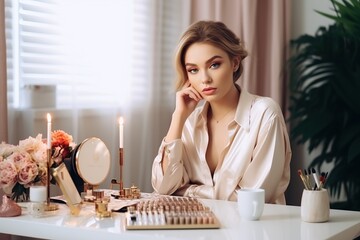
[152,87,292,204]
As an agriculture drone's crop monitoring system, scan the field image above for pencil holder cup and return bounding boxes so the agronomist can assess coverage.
[301,188,329,223]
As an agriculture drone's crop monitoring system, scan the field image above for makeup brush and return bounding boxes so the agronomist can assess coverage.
[311,168,321,190]
[298,169,309,190]
[304,169,312,190]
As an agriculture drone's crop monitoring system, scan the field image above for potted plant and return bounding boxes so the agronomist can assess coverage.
[288,0,360,211]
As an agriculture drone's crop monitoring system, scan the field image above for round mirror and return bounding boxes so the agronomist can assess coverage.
[74,137,111,186]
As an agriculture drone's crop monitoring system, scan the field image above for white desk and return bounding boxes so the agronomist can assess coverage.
[0,198,360,240]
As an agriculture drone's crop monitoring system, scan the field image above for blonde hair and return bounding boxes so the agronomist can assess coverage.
[174,21,248,90]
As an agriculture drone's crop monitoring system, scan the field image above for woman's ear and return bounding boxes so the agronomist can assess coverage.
[233,57,240,72]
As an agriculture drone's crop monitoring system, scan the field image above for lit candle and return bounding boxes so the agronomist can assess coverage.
[119,117,124,149]
[47,113,52,149]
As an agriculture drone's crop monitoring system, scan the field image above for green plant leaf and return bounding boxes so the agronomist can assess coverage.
[288,0,360,211]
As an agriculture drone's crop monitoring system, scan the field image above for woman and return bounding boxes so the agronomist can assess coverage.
[152,20,291,204]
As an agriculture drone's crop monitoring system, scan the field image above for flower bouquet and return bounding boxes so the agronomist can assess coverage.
[0,130,75,202]
[50,130,75,169]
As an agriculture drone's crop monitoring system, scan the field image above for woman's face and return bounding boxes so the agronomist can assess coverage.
[184,42,238,102]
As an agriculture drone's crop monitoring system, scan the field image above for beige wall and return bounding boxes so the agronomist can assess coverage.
[291,0,333,38]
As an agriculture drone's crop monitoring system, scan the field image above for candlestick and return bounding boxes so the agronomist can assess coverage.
[44,148,58,211]
[119,116,124,197]
[119,148,124,197]
[47,149,51,204]
[46,113,51,149]
[44,113,58,211]
[119,117,124,149]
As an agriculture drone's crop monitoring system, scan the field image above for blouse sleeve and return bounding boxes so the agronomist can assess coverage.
[151,138,190,195]
[240,112,291,204]
[174,184,215,199]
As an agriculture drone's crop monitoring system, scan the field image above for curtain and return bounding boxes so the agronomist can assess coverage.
[0,3,11,240]
[0,0,7,143]
[189,0,291,111]
[123,0,185,192]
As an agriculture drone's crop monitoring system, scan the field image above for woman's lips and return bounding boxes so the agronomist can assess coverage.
[202,87,217,95]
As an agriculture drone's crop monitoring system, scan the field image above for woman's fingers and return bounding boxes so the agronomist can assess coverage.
[182,85,202,101]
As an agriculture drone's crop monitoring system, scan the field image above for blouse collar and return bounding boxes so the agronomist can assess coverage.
[198,84,254,132]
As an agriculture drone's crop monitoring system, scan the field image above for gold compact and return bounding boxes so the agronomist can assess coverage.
[51,163,82,215]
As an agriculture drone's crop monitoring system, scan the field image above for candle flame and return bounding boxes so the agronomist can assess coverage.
[119,116,124,125]
[47,113,51,123]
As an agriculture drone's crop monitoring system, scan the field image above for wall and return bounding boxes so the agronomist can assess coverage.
[291,0,334,37]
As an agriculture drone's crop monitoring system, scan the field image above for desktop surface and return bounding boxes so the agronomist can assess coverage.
[0,195,360,240]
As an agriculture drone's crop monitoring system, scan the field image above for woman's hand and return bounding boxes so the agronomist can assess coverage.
[174,83,203,119]
[161,83,202,171]
[163,82,202,147]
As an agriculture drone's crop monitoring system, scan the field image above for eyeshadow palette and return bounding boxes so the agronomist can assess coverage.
[125,196,220,230]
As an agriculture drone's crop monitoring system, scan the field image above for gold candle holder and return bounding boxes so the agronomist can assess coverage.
[44,148,58,211]
[110,147,141,199]
[119,148,124,198]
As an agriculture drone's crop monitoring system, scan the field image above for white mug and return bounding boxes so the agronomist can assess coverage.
[301,188,329,223]
[237,188,265,220]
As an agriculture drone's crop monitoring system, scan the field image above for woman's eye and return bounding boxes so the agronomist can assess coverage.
[210,62,220,69]
[187,68,198,74]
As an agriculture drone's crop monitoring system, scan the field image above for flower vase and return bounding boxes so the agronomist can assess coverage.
[11,183,30,202]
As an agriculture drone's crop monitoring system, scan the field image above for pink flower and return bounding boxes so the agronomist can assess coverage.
[18,160,39,185]
[7,151,31,167]
[19,134,47,166]
[0,160,18,194]
[0,142,17,158]
[6,151,38,185]
[19,134,42,152]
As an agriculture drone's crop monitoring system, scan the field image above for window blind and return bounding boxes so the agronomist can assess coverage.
[5,0,184,109]
[5,0,63,108]
[130,0,185,105]
[4,0,15,107]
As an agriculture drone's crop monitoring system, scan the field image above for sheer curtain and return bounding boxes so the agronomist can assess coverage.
[123,0,187,192]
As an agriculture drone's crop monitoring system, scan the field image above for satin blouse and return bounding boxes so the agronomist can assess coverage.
[152,86,292,204]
